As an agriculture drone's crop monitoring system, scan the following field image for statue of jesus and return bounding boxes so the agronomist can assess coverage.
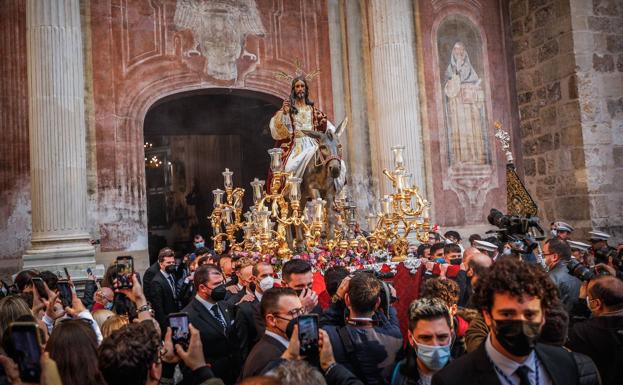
[269,76,337,179]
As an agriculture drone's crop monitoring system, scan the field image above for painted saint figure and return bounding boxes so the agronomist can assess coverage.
[444,42,488,165]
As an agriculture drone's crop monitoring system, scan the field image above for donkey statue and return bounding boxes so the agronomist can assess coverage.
[299,118,348,238]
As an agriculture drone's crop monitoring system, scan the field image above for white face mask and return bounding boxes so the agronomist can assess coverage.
[259,276,275,292]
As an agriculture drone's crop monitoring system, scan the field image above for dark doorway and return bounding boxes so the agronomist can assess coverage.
[143,89,280,260]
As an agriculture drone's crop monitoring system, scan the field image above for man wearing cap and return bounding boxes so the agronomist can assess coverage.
[568,240,592,266]
[474,240,499,262]
[551,221,574,241]
[589,231,618,267]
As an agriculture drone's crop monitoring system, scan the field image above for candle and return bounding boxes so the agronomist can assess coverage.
[268,148,284,172]
[212,189,225,208]
[287,177,302,201]
[391,145,405,170]
[222,168,234,189]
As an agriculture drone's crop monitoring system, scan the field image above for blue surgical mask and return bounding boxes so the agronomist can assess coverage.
[195,242,205,249]
[435,257,446,264]
[414,341,451,370]
[104,302,113,311]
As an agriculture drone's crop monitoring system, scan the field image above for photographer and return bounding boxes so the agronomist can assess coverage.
[543,238,581,312]
[566,275,623,385]
[322,272,402,385]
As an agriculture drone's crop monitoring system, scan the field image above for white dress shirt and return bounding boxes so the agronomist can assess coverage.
[265,330,289,348]
[485,334,552,385]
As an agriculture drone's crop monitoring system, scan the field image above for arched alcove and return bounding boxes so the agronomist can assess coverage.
[143,89,281,257]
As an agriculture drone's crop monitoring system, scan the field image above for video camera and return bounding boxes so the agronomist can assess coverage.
[566,258,611,282]
[486,208,544,254]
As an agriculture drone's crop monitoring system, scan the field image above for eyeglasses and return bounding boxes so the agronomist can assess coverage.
[59,318,93,325]
[273,307,305,319]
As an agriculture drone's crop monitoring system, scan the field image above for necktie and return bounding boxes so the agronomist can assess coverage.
[514,365,531,385]
[211,305,226,329]
[167,275,177,298]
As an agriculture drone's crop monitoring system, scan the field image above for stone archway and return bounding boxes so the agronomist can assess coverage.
[142,89,281,260]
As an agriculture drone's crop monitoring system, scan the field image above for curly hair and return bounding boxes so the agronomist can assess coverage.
[98,323,161,385]
[421,278,460,307]
[472,258,559,313]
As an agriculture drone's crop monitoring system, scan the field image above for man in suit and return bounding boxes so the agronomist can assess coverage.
[184,264,241,385]
[149,247,181,332]
[282,259,321,314]
[143,247,172,304]
[241,286,303,379]
[236,261,275,360]
[543,238,581,312]
[432,258,600,385]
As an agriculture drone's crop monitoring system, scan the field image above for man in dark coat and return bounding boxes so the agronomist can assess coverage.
[149,247,181,333]
[433,258,600,385]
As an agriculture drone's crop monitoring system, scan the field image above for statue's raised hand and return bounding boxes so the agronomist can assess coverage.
[282,99,290,113]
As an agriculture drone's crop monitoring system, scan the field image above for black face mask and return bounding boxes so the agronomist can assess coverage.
[249,282,256,293]
[165,265,177,275]
[492,319,541,356]
[210,284,227,302]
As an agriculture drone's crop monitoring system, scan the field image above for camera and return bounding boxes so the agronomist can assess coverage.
[486,208,544,254]
[566,258,609,282]
[356,270,397,316]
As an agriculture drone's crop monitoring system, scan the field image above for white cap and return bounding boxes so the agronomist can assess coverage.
[588,231,611,241]
[567,240,591,252]
[474,240,498,253]
[553,221,574,233]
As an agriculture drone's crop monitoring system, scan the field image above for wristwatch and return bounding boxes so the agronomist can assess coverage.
[137,304,154,315]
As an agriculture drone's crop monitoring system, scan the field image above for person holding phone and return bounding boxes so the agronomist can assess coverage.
[241,287,303,379]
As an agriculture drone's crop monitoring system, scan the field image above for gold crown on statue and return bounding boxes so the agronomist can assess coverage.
[274,58,320,82]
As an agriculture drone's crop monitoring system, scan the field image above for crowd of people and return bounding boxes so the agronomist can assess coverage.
[0,226,621,385]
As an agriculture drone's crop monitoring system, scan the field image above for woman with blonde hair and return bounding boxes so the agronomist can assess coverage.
[0,295,32,341]
[100,314,129,338]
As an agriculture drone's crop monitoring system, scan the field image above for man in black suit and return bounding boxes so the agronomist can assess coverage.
[183,264,241,385]
[282,259,321,314]
[241,286,303,379]
[236,261,275,360]
[433,258,600,385]
[149,247,181,332]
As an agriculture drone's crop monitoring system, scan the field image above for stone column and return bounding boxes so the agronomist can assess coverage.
[23,0,95,272]
[367,0,426,196]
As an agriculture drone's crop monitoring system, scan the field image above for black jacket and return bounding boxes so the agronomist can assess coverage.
[143,262,160,304]
[150,271,181,332]
[241,333,286,379]
[183,297,241,385]
[432,341,600,385]
[235,296,264,360]
[566,313,623,385]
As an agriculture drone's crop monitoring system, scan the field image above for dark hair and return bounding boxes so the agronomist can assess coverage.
[469,234,482,244]
[47,320,107,385]
[545,238,571,261]
[14,270,38,292]
[193,234,204,242]
[407,298,452,330]
[539,303,569,346]
[421,278,460,307]
[40,270,59,291]
[102,264,116,288]
[158,247,175,262]
[472,258,560,313]
[260,287,298,319]
[195,256,209,267]
[282,259,312,282]
[252,262,272,277]
[288,76,314,114]
[429,242,445,256]
[416,244,430,258]
[589,275,623,310]
[348,272,381,315]
[195,247,210,256]
[444,243,462,255]
[193,264,223,291]
[98,323,160,385]
[324,267,349,296]
[444,230,461,241]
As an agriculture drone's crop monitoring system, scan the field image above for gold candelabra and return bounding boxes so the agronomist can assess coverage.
[367,145,430,261]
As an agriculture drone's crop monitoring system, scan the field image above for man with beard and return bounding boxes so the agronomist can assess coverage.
[432,258,600,385]
[270,76,343,184]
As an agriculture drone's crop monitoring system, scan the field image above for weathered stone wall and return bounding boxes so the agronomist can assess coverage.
[569,0,623,238]
[509,0,623,240]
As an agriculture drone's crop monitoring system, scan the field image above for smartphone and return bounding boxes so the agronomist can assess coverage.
[167,312,190,350]
[30,277,47,300]
[57,280,73,308]
[298,314,319,365]
[116,256,134,289]
[7,322,41,383]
